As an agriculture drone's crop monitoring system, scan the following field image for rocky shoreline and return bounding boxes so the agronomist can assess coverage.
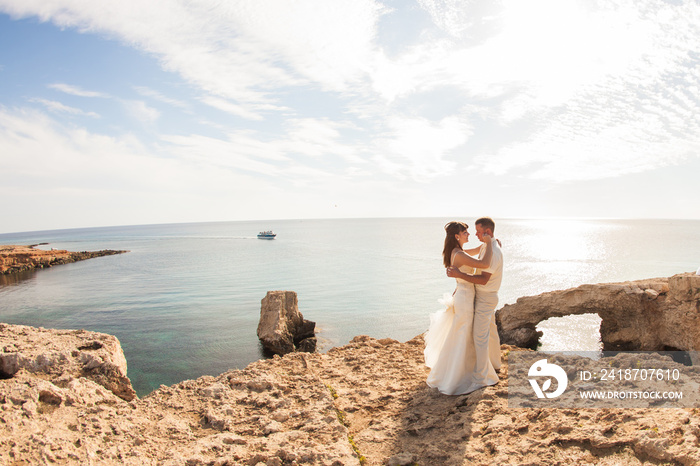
[1,322,700,464]
[1,270,700,464]
[0,245,128,275]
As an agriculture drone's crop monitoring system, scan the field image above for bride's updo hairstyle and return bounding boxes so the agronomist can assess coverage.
[443,221,467,268]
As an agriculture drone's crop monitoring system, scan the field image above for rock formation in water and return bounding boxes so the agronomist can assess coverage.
[257,290,316,355]
[0,245,128,275]
[496,272,700,351]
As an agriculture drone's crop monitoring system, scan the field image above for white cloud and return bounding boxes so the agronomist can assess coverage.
[481,81,700,182]
[134,86,188,109]
[3,0,385,113]
[30,98,100,118]
[372,115,470,181]
[200,96,267,121]
[0,106,270,203]
[417,0,501,40]
[160,117,363,177]
[370,41,450,102]
[1,0,700,228]
[476,1,700,181]
[0,106,149,182]
[48,82,109,98]
[160,132,284,177]
[123,100,160,124]
[284,119,360,160]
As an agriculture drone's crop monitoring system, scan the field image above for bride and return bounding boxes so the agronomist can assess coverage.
[424,221,498,395]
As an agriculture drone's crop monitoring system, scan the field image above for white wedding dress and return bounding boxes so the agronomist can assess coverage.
[424,260,498,395]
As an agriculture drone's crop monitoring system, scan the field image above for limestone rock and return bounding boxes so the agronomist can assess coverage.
[3,275,700,465]
[0,323,136,401]
[257,291,316,355]
[387,452,417,465]
[1,323,700,464]
[496,272,700,351]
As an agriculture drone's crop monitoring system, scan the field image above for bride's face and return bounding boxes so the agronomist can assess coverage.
[455,229,469,246]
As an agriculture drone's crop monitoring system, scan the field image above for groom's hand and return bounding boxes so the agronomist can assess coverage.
[446,267,458,278]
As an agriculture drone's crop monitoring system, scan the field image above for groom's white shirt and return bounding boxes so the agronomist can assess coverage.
[475,241,503,294]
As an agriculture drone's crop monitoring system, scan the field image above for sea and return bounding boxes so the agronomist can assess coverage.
[1,218,698,397]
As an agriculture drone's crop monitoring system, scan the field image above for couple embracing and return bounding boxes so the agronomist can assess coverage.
[424,218,503,395]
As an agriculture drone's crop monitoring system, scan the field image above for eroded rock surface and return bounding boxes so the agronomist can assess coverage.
[257,290,316,355]
[2,323,700,465]
[0,323,136,401]
[496,272,700,351]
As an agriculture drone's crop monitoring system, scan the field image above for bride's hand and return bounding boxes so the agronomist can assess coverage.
[482,233,492,243]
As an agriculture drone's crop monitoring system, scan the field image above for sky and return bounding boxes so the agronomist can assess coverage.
[1,0,699,234]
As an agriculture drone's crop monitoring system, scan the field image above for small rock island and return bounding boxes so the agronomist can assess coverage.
[257,290,317,355]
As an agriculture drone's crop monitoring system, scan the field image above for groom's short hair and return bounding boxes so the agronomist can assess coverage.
[475,217,495,233]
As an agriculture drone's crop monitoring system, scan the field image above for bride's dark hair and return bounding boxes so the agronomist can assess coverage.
[443,221,467,268]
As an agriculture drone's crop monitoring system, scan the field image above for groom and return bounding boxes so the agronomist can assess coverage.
[446,217,503,371]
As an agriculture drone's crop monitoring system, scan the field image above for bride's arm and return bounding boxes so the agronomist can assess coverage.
[465,238,502,254]
[463,245,481,255]
[452,235,493,269]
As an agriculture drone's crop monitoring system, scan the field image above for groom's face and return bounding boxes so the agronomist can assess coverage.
[475,224,491,242]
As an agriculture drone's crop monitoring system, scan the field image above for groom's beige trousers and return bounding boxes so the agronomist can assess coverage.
[474,291,501,374]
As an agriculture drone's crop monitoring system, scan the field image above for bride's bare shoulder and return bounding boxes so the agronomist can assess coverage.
[451,248,469,264]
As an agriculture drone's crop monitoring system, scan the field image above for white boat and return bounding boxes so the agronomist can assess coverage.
[257,230,276,239]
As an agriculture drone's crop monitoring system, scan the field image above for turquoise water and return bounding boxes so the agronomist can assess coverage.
[1,218,698,396]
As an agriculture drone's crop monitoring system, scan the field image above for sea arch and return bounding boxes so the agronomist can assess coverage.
[495,273,700,352]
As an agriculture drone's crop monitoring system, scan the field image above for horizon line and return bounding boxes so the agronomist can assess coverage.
[2,215,699,237]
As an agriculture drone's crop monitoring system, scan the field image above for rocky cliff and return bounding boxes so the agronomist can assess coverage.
[0,324,136,402]
[0,245,128,275]
[2,320,700,465]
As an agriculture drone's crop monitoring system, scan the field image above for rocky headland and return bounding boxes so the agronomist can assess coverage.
[1,273,700,465]
[0,245,128,275]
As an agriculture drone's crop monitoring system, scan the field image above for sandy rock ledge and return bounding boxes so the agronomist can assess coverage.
[2,323,700,465]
